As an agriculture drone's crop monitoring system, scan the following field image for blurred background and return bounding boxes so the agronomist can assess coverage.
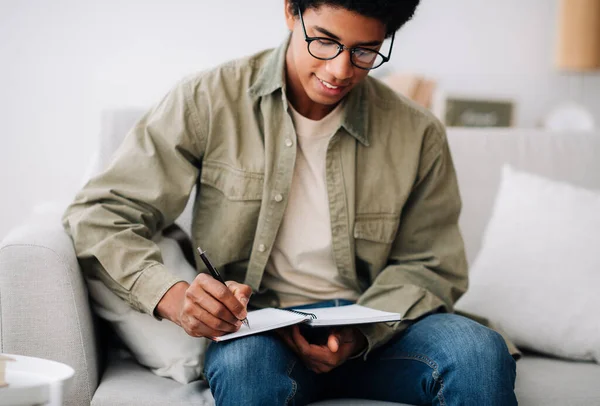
[1,0,599,239]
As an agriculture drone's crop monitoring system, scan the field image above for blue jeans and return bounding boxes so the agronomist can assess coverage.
[204,300,517,406]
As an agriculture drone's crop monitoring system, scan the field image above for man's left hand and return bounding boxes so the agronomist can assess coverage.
[276,325,367,374]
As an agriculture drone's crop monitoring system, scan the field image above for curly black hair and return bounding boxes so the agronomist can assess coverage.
[287,0,421,38]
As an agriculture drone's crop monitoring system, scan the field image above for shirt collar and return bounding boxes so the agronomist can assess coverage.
[247,36,288,99]
[341,81,369,146]
[248,35,370,147]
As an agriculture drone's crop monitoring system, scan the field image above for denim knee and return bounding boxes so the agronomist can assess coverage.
[424,314,517,403]
[204,334,298,406]
[425,314,515,373]
[205,333,293,377]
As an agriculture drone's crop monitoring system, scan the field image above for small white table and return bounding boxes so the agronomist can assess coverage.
[0,354,74,406]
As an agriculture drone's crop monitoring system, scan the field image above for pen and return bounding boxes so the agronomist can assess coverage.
[196,247,250,328]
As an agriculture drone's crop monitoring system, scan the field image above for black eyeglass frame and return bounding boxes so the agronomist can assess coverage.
[297,6,395,70]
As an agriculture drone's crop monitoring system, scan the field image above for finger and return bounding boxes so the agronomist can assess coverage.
[312,363,334,374]
[291,326,335,362]
[291,325,314,353]
[327,327,356,352]
[225,281,252,308]
[180,312,231,338]
[196,306,242,334]
[296,352,330,374]
[186,284,240,327]
[287,328,340,373]
[196,274,247,321]
[276,329,301,355]
[307,358,337,374]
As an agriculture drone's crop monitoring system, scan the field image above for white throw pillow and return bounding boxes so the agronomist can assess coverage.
[87,235,209,383]
[455,165,600,362]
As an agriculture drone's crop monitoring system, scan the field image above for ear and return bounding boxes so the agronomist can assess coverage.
[284,0,297,31]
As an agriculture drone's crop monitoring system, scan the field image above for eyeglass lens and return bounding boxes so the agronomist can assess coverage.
[308,39,383,69]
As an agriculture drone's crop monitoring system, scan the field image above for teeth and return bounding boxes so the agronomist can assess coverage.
[319,78,338,89]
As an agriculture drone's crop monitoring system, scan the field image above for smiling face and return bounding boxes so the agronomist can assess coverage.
[284,3,387,120]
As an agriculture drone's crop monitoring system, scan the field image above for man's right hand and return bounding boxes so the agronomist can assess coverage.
[156,274,252,339]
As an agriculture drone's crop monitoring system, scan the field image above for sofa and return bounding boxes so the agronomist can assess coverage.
[1,108,600,406]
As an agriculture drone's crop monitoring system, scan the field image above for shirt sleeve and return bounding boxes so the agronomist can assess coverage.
[62,78,206,316]
[356,121,469,358]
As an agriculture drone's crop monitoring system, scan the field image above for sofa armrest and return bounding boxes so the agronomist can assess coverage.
[0,216,99,405]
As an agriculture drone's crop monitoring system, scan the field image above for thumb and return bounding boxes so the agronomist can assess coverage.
[327,332,341,353]
[226,281,251,306]
[238,294,249,306]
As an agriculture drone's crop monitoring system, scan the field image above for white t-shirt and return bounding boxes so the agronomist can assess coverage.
[261,102,360,307]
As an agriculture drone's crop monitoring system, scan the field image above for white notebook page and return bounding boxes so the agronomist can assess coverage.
[213,308,310,342]
[297,304,401,326]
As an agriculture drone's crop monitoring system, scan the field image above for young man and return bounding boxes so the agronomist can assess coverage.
[63,0,518,404]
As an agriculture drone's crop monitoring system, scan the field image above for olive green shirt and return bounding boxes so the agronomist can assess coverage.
[63,38,477,358]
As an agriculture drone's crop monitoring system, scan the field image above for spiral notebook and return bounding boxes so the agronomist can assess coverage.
[213,304,402,342]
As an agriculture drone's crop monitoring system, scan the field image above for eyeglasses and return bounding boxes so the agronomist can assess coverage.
[298,7,394,70]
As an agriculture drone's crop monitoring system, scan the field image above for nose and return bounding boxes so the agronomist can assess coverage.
[325,49,354,82]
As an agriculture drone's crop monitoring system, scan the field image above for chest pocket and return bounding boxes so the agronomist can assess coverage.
[194,161,264,265]
[354,214,399,272]
[200,161,264,201]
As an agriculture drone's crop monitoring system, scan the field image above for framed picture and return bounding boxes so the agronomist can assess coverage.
[441,97,515,128]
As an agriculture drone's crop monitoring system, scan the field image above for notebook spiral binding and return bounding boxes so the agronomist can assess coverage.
[283,309,317,319]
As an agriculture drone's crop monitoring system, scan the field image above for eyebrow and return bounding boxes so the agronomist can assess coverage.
[313,25,382,47]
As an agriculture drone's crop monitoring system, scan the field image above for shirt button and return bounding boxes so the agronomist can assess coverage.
[274,193,283,202]
[258,244,266,252]
[285,139,293,147]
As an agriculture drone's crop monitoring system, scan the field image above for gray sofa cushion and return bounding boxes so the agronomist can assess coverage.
[91,351,213,406]
[515,354,600,405]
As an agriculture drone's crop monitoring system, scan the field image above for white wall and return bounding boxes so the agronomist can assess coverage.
[1,0,599,239]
